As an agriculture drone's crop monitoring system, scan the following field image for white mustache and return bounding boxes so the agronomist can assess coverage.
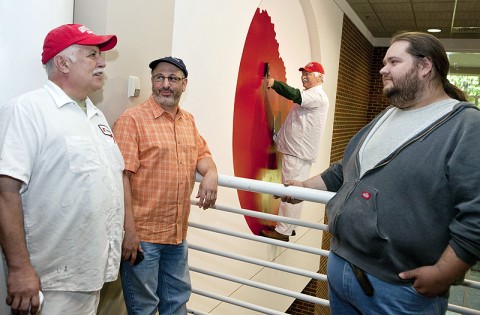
[93,68,104,75]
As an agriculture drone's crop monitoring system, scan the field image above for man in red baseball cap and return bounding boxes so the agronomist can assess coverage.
[42,23,117,64]
[261,61,330,241]
[298,61,325,74]
[0,24,124,314]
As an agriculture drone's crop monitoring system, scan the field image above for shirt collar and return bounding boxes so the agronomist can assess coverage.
[45,80,99,118]
[147,95,186,120]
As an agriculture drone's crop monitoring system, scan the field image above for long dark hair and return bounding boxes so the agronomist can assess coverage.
[391,32,467,101]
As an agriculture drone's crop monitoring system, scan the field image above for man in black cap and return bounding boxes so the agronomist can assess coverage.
[113,56,218,314]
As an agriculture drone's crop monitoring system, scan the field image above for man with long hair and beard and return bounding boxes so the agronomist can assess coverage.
[278,32,480,314]
[113,57,218,315]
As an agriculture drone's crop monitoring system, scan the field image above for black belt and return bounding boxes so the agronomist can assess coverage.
[350,263,374,297]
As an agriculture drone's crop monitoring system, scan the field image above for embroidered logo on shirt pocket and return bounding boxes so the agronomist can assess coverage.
[65,136,100,173]
[361,191,371,200]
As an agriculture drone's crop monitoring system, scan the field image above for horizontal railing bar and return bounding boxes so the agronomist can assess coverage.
[190,266,330,307]
[462,278,480,290]
[190,200,328,231]
[187,308,210,315]
[447,303,480,315]
[187,298,480,314]
[188,221,330,257]
[189,243,327,281]
[191,288,288,315]
[196,173,335,204]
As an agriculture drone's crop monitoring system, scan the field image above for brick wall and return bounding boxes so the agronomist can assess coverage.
[287,15,389,315]
[286,277,317,314]
[329,16,374,163]
[368,46,389,121]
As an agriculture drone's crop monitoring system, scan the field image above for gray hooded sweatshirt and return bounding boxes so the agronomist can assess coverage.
[322,102,480,284]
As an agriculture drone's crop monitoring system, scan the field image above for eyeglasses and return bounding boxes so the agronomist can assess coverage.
[152,74,185,84]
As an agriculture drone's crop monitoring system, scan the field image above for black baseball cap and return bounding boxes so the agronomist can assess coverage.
[149,56,188,78]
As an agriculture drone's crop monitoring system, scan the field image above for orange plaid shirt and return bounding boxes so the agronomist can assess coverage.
[113,96,211,244]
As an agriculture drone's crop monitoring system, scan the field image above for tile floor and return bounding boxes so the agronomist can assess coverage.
[447,263,480,314]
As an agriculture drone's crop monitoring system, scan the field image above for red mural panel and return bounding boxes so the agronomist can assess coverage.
[232,8,293,235]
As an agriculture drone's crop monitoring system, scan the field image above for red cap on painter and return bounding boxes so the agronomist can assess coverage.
[42,24,117,64]
[299,61,325,74]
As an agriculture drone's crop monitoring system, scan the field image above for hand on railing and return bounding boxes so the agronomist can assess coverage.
[196,170,218,210]
[195,172,335,204]
[273,180,305,204]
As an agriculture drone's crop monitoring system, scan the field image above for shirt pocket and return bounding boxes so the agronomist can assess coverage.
[328,181,387,258]
[65,136,101,173]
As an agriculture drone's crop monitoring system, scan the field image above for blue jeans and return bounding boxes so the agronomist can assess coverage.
[121,240,191,315]
[327,252,448,315]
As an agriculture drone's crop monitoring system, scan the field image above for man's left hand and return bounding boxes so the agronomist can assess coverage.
[399,265,450,297]
[196,172,218,209]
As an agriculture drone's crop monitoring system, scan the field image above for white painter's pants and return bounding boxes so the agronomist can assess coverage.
[275,154,312,236]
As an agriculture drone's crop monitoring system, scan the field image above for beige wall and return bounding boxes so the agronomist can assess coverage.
[0,0,74,105]
[75,0,175,127]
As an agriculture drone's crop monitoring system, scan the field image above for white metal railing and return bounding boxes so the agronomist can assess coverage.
[201,173,335,204]
[189,289,289,315]
[188,244,326,281]
[188,173,480,315]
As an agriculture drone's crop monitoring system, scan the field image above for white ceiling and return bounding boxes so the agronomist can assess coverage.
[345,0,480,70]
[345,0,480,39]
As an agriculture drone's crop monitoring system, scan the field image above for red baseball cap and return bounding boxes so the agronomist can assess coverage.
[299,61,325,74]
[42,24,117,64]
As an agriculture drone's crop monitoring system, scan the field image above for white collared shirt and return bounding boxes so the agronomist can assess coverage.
[275,84,329,162]
[0,81,125,291]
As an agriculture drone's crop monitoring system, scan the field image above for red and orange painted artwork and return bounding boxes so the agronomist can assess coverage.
[232,8,292,235]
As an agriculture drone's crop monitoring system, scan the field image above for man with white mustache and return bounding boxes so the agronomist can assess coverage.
[0,24,124,314]
[113,56,218,315]
[261,61,330,242]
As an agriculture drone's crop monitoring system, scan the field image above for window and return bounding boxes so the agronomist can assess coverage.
[447,74,480,106]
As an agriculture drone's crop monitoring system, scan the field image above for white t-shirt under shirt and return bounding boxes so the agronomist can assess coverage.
[359,98,459,177]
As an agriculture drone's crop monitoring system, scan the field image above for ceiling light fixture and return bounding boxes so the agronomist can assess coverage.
[428,28,442,33]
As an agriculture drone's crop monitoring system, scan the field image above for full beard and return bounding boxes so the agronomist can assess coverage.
[153,89,181,108]
[383,66,423,110]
